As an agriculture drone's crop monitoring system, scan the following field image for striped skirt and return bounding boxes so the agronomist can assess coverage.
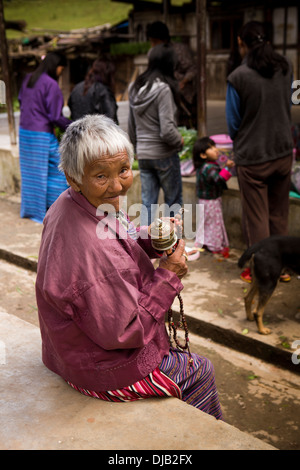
[19,128,68,224]
[67,348,223,420]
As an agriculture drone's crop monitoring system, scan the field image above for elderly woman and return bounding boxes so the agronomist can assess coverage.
[36,115,222,420]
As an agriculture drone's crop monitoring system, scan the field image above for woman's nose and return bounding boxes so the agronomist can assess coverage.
[109,177,123,192]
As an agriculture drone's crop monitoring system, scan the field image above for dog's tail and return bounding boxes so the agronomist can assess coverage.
[238,244,258,268]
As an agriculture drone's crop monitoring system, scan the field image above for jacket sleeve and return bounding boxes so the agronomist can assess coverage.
[225,82,241,140]
[205,164,230,188]
[157,86,183,150]
[71,266,182,351]
[45,81,71,131]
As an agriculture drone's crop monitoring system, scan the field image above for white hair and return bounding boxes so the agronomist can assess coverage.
[59,114,134,184]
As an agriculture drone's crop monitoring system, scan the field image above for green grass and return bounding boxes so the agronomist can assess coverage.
[4,0,188,39]
[3,0,133,38]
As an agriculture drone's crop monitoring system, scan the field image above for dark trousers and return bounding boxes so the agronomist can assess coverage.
[237,154,293,247]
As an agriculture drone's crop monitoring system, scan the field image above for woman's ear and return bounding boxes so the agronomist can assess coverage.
[200,152,207,160]
[237,36,248,57]
[65,172,81,192]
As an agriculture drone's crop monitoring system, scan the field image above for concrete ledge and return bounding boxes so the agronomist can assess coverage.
[0,145,20,194]
[185,312,298,374]
[0,310,276,450]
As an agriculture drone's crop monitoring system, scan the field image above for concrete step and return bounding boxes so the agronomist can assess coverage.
[0,309,276,450]
[0,196,280,450]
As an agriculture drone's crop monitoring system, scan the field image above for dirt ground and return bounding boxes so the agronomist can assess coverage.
[192,336,300,450]
[1,257,300,450]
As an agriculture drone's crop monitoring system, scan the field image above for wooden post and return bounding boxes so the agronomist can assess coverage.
[283,5,287,56]
[196,0,207,137]
[163,0,170,26]
[0,0,17,145]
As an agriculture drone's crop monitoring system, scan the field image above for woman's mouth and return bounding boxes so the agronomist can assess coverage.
[105,195,120,200]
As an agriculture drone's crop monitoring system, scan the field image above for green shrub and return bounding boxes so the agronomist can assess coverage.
[178,127,197,160]
[110,42,151,56]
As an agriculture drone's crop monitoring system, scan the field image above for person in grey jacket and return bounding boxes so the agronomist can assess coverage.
[68,58,118,124]
[226,21,294,282]
[128,43,184,225]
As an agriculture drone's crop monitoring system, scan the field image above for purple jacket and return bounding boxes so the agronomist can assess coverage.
[36,188,183,391]
[18,72,70,133]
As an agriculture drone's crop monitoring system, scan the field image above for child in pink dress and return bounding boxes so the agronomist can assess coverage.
[191,137,235,257]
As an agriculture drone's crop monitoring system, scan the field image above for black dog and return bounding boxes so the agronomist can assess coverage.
[238,235,300,335]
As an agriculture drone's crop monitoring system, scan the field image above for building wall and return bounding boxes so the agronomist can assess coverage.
[127,4,299,100]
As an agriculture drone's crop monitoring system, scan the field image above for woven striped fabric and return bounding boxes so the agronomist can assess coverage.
[67,349,223,420]
[159,349,223,420]
[67,366,182,402]
[19,128,68,224]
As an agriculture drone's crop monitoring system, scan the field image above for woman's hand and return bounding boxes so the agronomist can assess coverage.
[158,239,188,279]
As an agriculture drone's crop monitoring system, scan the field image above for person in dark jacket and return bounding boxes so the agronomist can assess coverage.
[68,58,118,123]
[226,21,294,282]
[147,21,197,128]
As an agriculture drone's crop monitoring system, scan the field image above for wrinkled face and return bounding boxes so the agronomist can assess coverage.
[67,151,133,212]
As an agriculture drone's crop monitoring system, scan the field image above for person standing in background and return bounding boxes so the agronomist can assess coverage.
[147,21,197,129]
[128,43,184,226]
[68,57,118,124]
[18,52,71,223]
[226,21,294,282]
[192,137,235,258]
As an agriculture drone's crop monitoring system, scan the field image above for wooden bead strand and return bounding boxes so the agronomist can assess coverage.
[149,215,194,370]
[168,293,194,369]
